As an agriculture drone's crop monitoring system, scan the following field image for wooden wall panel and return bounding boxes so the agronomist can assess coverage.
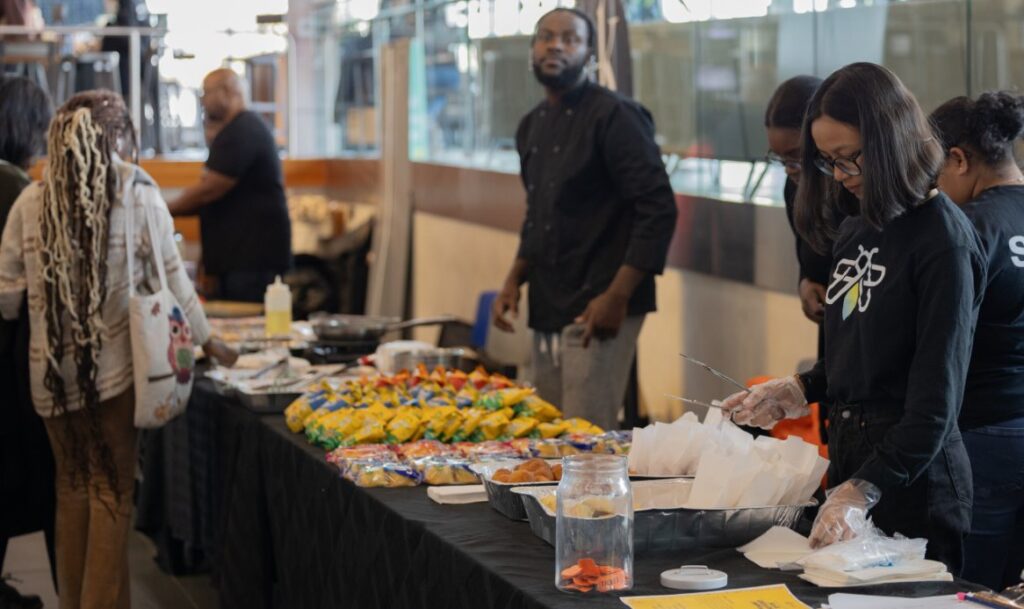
[326,158,381,204]
[409,163,525,232]
[28,158,330,188]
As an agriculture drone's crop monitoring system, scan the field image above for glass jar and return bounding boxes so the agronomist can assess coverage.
[555,454,633,594]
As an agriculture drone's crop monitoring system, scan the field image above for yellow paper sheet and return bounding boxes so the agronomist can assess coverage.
[621,584,813,609]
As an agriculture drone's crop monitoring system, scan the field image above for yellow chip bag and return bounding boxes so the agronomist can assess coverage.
[284,396,314,433]
[426,406,458,437]
[456,407,487,439]
[525,396,562,422]
[364,401,396,424]
[564,417,603,435]
[351,419,386,444]
[440,410,465,442]
[538,420,570,439]
[386,411,421,444]
[325,409,365,441]
[499,387,535,408]
[479,411,510,441]
[411,419,429,442]
[507,416,538,438]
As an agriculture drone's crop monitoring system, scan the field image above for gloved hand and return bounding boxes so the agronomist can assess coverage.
[719,375,809,429]
[809,479,882,548]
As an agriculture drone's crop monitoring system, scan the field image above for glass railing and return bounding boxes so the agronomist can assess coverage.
[308,0,1023,206]
[1,21,290,158]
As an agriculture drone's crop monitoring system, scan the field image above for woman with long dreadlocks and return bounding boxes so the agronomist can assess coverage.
[0,90,236,609]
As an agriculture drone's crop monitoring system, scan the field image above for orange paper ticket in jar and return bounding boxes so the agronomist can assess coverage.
[560,559,628,593]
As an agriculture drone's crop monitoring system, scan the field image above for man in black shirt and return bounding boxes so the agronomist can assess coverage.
[492,8,677,430]
[169,69,291,302]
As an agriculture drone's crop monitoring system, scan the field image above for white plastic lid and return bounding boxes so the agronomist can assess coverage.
[660,565,728,591]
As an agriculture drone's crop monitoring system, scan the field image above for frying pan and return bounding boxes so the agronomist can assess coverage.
[309,313,457,342]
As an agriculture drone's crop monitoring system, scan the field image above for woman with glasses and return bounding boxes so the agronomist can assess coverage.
[765,76,828,333]
[722,63,984,575]
[930,91,1024,590]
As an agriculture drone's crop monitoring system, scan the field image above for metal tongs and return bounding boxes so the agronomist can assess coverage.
[665,395,725,411]
[679,354,750,394]
[664,354,751,413]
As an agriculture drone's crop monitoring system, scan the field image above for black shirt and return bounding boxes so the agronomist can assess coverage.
[960,184,1024,429]
[515,82,677,332]
[800,193,985,492]
[0,161,30,234]
[201,110,291,275]
[783,178,834,286]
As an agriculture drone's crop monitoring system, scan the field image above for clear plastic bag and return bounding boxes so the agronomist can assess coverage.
[799,528,927,572]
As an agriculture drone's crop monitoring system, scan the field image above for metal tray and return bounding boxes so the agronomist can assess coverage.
[514,483,814,555]
[473,461,559,521]
[473,461,691,522]
[390,348,479,374]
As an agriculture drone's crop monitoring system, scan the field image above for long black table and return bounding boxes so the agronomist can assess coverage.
[137,380,983,609]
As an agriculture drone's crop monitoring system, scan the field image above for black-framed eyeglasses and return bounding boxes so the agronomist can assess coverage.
[814,151,862,177]
[765,151,802,172]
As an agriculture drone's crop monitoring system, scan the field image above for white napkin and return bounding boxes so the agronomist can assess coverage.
[426,485,488,505]
[800,559,951,587]
[738,526,814,569]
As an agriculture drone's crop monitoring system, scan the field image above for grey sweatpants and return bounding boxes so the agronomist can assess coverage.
[529,316,644,431]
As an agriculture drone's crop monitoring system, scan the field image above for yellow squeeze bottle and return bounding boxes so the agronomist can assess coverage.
[264,276,292,337]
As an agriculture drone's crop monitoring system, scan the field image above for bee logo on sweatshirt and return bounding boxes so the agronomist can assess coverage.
[1009,236,1024,268]
[826,245,887,320]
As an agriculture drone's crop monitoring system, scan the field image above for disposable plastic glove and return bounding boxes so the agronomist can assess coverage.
[719,375,809,429]
[809,479,882,548]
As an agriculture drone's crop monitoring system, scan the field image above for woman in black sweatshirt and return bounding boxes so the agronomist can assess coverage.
[765,75,829,334]
[722,63,985,575]
[931,92,1024,590]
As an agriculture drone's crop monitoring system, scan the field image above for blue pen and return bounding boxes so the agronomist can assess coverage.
[958,592,1022,609]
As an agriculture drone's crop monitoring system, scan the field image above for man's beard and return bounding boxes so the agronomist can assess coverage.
[205,107,226,122]
[531,58,586,91]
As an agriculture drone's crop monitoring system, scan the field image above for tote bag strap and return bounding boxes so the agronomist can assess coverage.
[122,170,169,296]
[143,201,169,293]
[124,173,137,297]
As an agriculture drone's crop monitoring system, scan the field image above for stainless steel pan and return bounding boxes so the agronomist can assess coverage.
[309,313,457,342]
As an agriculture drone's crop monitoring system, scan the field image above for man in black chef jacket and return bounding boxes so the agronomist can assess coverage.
[168,69,291,302]
[492,8,677,431]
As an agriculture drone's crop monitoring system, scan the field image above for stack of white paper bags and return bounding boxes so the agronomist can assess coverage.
[628,409,829,509]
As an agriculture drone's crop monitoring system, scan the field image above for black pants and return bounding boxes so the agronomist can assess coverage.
[827,403,973,577]
[0,308,57,589]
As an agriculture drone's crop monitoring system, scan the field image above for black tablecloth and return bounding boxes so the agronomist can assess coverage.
[139,381,984,609]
